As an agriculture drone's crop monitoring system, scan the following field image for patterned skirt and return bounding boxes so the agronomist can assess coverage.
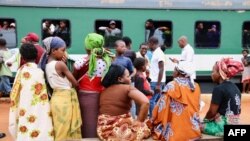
[97,113,151,141]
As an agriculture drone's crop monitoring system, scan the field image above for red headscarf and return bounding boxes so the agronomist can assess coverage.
[216,58,244,80]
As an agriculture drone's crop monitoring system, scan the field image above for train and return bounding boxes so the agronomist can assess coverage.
[1,0,250,86]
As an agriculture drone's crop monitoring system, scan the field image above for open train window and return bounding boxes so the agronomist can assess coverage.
[41,19,71,48]
[145,19,172,50]
[0,18,17,48]
[195,21,221,48]
[243,21,250,48]
[95,20,122,48]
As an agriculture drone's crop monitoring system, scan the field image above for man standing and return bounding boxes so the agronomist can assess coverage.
[171,35,196,79]
[148,37,166,117]
[6,32,45,68]
[122,36,136,63]
[98,20,121,37]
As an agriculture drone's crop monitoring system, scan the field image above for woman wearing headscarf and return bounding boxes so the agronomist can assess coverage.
[201,58,243,136]
[41,36,82,141]
[148,61,201,141]
[74,33,114,138]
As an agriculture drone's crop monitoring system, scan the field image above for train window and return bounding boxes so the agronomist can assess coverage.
[95,20,122,48]
[243,22,250,48]
[145,19,172,50]
[195,21,221,48]
[0,18,17,48]
[41,19,71,47]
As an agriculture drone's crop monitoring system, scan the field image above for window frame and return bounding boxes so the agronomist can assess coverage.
[41,18,71,48]
[95,19,123,48]
[144,20,173,49]
[194,21,221,48]
[0,18,17,49]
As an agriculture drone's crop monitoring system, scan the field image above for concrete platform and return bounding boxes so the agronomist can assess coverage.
[1,94,249,141]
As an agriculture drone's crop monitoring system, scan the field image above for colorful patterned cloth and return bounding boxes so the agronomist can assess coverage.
[148,78,201,141]
[9,63,54,141]
[50,88,82,141]
[217,58,244,80]
[97,113,151,141]
[201,112,240,136]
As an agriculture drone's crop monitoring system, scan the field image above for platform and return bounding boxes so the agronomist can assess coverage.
[1,94,249,141]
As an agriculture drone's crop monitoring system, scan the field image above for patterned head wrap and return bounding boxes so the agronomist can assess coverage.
[43,36,66,54]
[175,61,195,91]
[84,33,114,78]
[39,36,66,70]
[216,58,244,80]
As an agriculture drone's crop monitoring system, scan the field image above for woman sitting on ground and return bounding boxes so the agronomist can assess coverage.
[148,61,201,141]
[201,58,243,136]
[97,64,151,140]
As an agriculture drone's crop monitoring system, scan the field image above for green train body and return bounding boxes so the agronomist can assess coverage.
[0,4,249,82]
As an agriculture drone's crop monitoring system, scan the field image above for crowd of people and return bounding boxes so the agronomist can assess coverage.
[0,30,246,140]
[0,21,16,31]
[195,22,220,47]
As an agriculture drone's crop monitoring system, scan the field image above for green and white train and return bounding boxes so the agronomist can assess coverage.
[1,0,250,85]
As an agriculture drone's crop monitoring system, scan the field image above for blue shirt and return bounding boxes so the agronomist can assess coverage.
[113,56,134,74]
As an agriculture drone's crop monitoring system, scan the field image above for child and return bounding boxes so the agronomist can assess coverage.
[113,40,137,118]
[113,40,135,75]
[9,43,54,141]
[0,38,12,97]
[133,58,153,115]
[201,58,243,136]
[41,36,82,141]
[241,49,250,93]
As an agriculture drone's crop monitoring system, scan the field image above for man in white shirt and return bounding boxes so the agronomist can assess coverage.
[148,37,166,117]
[171,35,196,79]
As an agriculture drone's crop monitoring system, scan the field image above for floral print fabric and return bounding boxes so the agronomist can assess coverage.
[149,77,201,141]
[97,113,151,141]
[9,63,54,141]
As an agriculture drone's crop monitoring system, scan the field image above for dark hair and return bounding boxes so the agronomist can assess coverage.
[0,38,7,46]
[20,43,37,61]
[133,58,146,70]
[102,64,126,88]
[122,36,132,46]
[114,40,124,48]
[139,42,148,49]
[242,49,249,54]
[146,19,153,24]
[148,36,159,44]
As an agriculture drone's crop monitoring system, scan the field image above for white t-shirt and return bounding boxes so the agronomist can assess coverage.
[181,44,194,62]
[181,44,196,79]
[149,47,166,83]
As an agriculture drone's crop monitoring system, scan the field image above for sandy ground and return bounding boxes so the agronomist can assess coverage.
[0,94,250,141]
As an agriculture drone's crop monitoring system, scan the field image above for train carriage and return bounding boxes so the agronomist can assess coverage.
[1,0,250,92]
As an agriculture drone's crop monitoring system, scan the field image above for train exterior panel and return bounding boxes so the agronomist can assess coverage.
[0,2,249,81]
